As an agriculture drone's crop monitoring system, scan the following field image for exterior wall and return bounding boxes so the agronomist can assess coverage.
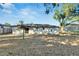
[0,24,60,35]
[28,28,35,34]
[34,28,43,34]
[0,26,12,34]
[65,25,79,31]
[3,26,12,34]
[29,30,35,34]
[0,24,59,35]
[0,26,3,34]
[12,28,24,35]
[13,29,24,35]
[28,27,59,35]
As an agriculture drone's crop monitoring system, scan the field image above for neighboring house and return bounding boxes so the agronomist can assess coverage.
[65,24,79,31]
[0,24,3,34]
[0,24,12,34]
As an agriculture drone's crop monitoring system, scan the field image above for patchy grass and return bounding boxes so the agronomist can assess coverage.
[68,30,79,35]
[0,35,79,56]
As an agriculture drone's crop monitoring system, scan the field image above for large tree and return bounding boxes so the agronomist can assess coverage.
[44,3,79,33]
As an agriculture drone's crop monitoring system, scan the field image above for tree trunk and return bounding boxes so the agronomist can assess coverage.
[60,26,65,33]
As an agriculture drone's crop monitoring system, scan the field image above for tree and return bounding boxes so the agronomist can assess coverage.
[54,4,79,33]
[18,20,25,39]
[19,20,24,25]
[44,3,79,34]
[4,22,11,26]
[44,3,59,14]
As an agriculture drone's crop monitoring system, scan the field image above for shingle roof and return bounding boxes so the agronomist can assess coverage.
[0,24,59,28]
[21,24,59,28]
[67,24,79,27]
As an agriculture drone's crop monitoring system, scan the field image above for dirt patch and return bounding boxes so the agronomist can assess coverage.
[0,43,17,48]
[0,35,78,56]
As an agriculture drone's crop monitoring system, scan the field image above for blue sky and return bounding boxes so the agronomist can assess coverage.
[0,3,59,26]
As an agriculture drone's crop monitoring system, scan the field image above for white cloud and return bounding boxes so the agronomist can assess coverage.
[0,3,15,14]
[0,4,43,24]
[0,4,39,20]
[18,8,38,20]
[19,9,30,16]
[2,9,12,14]
[0,3,14,9]
[19,8,37,16]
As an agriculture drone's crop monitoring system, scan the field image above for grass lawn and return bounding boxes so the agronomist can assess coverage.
[69,30,79,35]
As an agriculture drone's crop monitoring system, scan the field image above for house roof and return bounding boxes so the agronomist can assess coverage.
[0,24,12,27]
[0,24,59,28]
[67,24,79,27]
[70,24,79,26]
[20,24,59,28]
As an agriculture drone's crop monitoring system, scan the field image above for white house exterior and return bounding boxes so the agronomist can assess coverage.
[1,24,79,35]
[0,24,12,34]
[0,24,59,35]
[11,25,25,35]
[65,24,79,31]
[12,24,59,35]
[28,28,59,35]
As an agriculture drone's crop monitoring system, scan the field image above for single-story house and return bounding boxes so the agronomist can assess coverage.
[12,24,59,35]
[1,23,79,35]
[0,24,12,34]
[65,24,79,31]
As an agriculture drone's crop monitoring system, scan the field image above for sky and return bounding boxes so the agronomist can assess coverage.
[0,3,59,26]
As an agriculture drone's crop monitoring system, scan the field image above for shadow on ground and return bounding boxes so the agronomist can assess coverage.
[0,35,79,56]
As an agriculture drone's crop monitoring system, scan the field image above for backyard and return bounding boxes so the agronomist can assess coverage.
[0,34,79,56]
